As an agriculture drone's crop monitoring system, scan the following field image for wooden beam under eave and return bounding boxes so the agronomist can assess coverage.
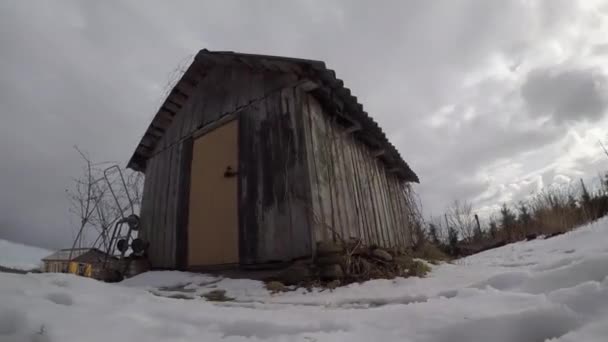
[148,126,165,137]
[170,88,189,102]
[341,123,362,136]
[297,79,319,92]
[372,149,386,158]
[140,135,156,148]
[163,100,182,114]
[176,77,198,93]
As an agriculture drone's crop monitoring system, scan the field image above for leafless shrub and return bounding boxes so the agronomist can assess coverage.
[446,200,476,242]
[66,147,143,254]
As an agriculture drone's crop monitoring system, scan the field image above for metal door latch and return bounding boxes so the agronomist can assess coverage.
[224,166,238,178]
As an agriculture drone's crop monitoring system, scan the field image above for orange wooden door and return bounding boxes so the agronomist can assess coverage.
[187,119,239,266]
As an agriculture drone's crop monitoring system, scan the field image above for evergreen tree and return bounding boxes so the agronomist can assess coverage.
[473,214,483,242]
[518,203,531,226]
[447,227,459,255]
[489,220,498,239]
[500,203,516,240]
[428,223,440,245]
[580,178,591,206]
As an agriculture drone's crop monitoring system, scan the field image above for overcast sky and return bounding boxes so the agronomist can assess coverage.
[2,1,608,249]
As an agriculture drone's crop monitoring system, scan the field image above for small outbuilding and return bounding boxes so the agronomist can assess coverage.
[128,50,420,271]
[42,248,116,279]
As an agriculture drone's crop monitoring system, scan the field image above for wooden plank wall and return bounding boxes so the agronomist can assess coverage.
[239,84,313,264]
[139,66,305,268]
[302,94,413,249]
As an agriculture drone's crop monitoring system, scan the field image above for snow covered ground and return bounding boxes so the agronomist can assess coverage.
[0,239,51,271]
[2,218,608,341]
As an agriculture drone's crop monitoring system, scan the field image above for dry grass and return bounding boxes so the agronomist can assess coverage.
[412,243,450,263]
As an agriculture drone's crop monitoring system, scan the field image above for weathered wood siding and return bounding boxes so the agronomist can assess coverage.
[239,86,312,264]
[139,66,304,268]
[302,94,414,249]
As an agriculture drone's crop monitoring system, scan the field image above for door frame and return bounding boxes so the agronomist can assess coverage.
[175,115,241,270]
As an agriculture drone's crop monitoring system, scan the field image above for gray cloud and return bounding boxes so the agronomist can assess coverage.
[522,66,608,124]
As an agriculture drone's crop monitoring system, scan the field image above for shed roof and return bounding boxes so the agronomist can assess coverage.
[42,248,109,262]
[127,50,419,183]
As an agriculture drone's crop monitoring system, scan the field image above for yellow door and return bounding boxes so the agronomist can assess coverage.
[67,262,78,274]
[187,119,239,267]
[84,264,93,277]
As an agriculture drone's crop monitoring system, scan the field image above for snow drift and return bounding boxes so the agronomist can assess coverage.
[2,217,608,341]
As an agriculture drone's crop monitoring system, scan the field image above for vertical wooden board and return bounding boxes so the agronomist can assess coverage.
[328,120,346,240]
[371,159,388,247]
[181,81,200,137]
[216,67,241,121]
[218,67,255,117]
[386,176,405,247]
[352,143,373,244]
[377,168,395,246]
[238,108,258,264]
[166,143,182,267]
[230,67,254,112]
[365,153,382,246]
[165,104,182,148]
[393,183,406,246]
[293,89,313,258]
[191,87,209,133]
[350,141,369,243]
[162,94,188,151]
[349,143,369,244]
[338,133,359,241]
[261,90,292,261]
[175,138,193,269]
[332,123,348,239]
[310,108,327,242]
[392,177,409,247]
[302,95,323,244]
[348,141,363,241]
[252,96,269,261]
[262,71,297,96]
[199,67,228,127]
[280,89,293,257]
[344,140,363,242]
[315,104,335,242]
[404,184,415,246]
[281,87,310,259]
[146,155,161,267]
[306,97,325,242]
[395,183,411,247]
[299,92,318,254]
[376,163,393,247]
[156,147,172,267]
[373,165,390,246]
[358,149,379,245]
[142,158,156,266]
[239,91,275,263]
[176,89,196,142]
[139,169,153,245]
[192,71,212,130]
[248,71,266,104]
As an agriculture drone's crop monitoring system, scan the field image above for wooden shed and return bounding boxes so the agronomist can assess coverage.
[42,248,117,280]
[127,50,420,271]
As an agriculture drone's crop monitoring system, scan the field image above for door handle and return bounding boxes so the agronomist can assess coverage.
[224,166,238,178]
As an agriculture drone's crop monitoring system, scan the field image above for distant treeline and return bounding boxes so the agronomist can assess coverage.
[423,173,608,258]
